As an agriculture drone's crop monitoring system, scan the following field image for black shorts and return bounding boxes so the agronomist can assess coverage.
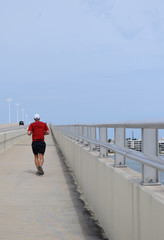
[32,141,46,155]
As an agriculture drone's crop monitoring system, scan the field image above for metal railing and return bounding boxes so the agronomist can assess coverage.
[52,121,164,186]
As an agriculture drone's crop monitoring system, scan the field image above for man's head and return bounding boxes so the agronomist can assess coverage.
[34,113,40,121]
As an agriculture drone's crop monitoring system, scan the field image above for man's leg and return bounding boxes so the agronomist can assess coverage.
[39,153,44,167]
[37,154,44,175]
[32,142,40,172]
[34,154,40,171]
[37,142,46,175]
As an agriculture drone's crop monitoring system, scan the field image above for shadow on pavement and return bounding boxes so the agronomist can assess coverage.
[52,135,108,240]
[24,170,36,175]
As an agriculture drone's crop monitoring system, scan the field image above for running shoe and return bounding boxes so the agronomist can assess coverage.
[38,166,44,175]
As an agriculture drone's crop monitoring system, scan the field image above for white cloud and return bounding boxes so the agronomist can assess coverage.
[81,0,164,46]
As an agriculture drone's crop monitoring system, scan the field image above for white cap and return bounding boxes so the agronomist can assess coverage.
[34,114,40,120]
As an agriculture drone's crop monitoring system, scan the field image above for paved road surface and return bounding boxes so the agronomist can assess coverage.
[0,124,17,129]
[0,125,27,133]
[0,133,106,240]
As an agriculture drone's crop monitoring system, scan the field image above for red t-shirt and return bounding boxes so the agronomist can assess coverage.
[28,121,49,142]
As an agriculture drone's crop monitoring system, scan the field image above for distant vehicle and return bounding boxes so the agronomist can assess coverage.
[19,121,24,125]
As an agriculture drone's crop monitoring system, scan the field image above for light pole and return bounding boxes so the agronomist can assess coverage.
[21,108,25,122]
[16,103,20,123]
[25,114,28,125]
[7,98,12,124]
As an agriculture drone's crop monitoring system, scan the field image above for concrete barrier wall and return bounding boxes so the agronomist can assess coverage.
[51,127,164,240]
[0,129,27,153]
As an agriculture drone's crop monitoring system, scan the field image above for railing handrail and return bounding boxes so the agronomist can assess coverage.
[54,120,164,129]
[52,122,164,185]
[55,128,164,172]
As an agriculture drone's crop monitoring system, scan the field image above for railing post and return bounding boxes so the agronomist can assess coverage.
[72,126,76,140]
[141,128,160,185]
[83,126,88,145]
[68,126,72,138]
[75,126,79,141]
[114,128,126,167]
[78,126,83,143]
[90,127,96,150]
[99,127,108,157]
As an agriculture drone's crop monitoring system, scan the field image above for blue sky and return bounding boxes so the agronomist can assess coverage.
[0,0,164,124]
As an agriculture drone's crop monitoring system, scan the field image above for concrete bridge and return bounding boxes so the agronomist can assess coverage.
[0,124,106,240]
[1,122,164,240]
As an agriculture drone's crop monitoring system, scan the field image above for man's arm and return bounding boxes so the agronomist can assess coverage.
[27,130,32,136]
[44,124,49,135]
[44,130,49,135]
[27,124,32,136]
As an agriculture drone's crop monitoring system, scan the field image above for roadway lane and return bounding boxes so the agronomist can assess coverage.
[0,125,27,133]
[0,124,17,129]
[0,133,106,240]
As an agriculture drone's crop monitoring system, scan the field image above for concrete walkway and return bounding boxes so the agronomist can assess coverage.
[0,134,105,240]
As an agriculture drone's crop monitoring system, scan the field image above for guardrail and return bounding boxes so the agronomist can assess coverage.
[53,121,164,186]
[0,128,27,153]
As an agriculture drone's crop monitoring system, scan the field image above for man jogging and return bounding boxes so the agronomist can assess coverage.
[27,114,49,175]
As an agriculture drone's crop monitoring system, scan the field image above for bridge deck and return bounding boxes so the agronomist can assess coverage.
[0,134,104,240]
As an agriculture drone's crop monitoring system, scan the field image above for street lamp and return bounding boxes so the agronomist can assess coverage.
[16,103,20,123]
[7,98,12,124]
[25,114,28,125]
[21,108,25,122]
